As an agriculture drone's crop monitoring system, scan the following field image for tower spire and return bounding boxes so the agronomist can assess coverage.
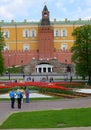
[44,1,46,5]
[41,3,50,25]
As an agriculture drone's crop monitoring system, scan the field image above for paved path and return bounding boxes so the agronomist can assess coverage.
[0,97,91,130]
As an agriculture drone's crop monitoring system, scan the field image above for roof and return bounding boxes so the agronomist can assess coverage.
[43,5,48,12]
[0,20,91,26]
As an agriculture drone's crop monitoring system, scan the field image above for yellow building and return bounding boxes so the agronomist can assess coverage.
[1,19,91,51]
[1,5,91,74]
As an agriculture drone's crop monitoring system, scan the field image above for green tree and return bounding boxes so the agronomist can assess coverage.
[71,25,91,84]
[0,28,5,75]
[0,52,4,75]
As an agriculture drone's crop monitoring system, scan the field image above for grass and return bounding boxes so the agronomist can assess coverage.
[0,108,91,128]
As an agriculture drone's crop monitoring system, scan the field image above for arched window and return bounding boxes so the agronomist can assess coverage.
[61,43,68,50]
[23,30,29,38]
[30,29,36,38]
[23,44,30,50]
[54,29,60,37]
[3,30,9,38]
[4,45,9,51]
[61,29,67,37]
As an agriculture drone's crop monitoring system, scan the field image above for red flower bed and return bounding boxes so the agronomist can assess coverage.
[0,81,71,91]
[0,85,11,89]
[55,82,84,88]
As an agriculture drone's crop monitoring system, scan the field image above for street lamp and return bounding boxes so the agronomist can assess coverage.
[65,59,67,73]
[21,60,23,73]
[8,55,10,80]
[21,60,25,79]
[67,65,72,82]
[64,59,68,81]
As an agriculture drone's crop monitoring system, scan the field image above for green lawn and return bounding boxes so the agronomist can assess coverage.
[0,108,91,128]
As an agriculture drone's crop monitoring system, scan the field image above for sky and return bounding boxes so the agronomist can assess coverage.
[0,0,91,22]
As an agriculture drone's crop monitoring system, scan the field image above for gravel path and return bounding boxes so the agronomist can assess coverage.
[0,97,91,130]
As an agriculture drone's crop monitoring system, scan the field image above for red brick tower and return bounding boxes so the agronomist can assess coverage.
[38,5,54,60]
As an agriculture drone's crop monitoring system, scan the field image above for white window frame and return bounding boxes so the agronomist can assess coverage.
[61,43,68,50]
[54,29,60,37]
[4,45,9,51]
[23,44,30,50]
[30,29,36,38]
[61,29,67,37]
[3,30,9,38]
[23,29,29,38]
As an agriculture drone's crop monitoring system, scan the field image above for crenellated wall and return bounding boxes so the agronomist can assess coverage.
[2,50,72,68]
[2,50,38,67]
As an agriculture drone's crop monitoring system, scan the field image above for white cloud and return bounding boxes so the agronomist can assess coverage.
[0,0,91,21]
[0,5,14,20]
[0,0,35,21]
[77,6,82,13]
[86,0,91,6]
[55,1,67,13]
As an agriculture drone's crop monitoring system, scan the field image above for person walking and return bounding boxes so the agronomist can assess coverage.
[9,89,15,109]
[25,88,30,103]
[19,88,24,103]
[16,89,22,109]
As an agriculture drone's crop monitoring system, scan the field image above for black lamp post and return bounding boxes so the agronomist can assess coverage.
[65,59,67,73]
[67,65,72,82]
[21,60,23,73]
[8,55,10,80]
[21,60,25,78]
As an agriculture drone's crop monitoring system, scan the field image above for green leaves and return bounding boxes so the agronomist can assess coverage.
[71,25,91,83]
[0,52,4,75]
[0,29,5,75]
[0,30,5,52]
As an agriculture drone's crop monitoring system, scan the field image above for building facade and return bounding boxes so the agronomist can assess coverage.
[1,5,91,74]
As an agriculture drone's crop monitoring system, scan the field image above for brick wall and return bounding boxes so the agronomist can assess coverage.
[2,50,72,68]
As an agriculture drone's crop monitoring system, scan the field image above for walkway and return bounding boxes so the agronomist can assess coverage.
[0,97,91,130]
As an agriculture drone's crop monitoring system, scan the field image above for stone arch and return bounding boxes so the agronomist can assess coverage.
[35,63,53,73]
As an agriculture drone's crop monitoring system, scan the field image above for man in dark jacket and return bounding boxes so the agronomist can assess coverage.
[9,89,15,108]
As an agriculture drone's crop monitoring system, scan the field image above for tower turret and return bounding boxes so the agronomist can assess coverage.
[41,5,50,25]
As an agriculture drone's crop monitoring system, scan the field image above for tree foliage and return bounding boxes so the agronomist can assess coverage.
[0,29,5,52]
[71,25,91,83]
[0,52,4,75]
[0,28,5,75]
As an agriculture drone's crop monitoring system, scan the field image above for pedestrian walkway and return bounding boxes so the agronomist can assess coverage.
[0,97,91,130]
